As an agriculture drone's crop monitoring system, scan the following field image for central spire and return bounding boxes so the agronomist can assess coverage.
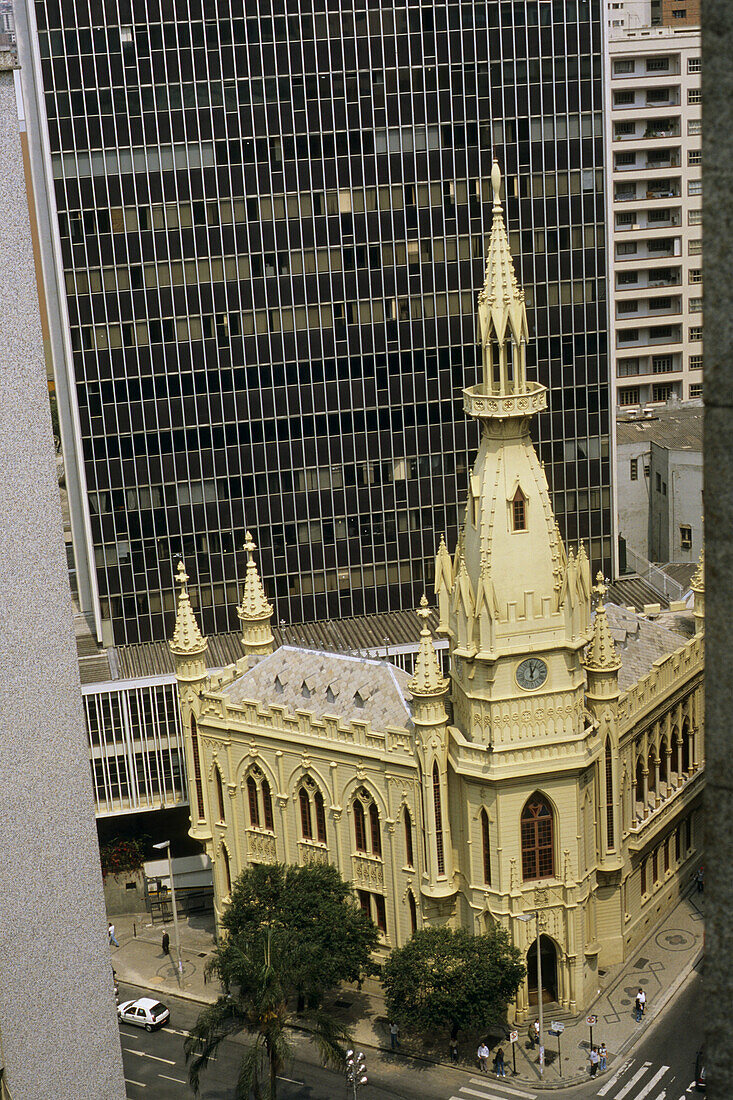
[464,160,547,423]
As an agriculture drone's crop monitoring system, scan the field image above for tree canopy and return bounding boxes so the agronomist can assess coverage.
[221,862,379,1003]
[381,925,525,1039]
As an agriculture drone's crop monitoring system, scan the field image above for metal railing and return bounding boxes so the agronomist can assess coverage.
[624,547,686,601]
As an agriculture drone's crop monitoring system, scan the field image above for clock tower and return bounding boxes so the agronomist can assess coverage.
[435,161,601,1016]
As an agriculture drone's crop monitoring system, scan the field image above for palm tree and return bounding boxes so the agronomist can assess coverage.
[184,927,352,1098]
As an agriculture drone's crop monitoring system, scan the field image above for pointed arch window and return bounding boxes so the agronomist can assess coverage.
[480,808,491,884]
[369,801,382,858]
[512,488,527,532]
[314,790,327,844]
[247,775,261,827]
[215,766,226,823]
[299,786,313,839]
[605,740,615,849]
[354,800,367,852]
[408,890,418,934]
[262,778,274,831]
[190,715,206,821]
[404,807,414,868]
[353,788,382,857]
[520,794,555,881]
[222,844,232,897]
[433,762,446,876]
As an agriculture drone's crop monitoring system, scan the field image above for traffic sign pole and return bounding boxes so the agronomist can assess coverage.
[557,1031,562,1076]
[508,1030,518,1076]
[550,1022,565,1078]
[586,1014,597,1053]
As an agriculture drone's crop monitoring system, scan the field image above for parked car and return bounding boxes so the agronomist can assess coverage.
[695,1048,706,1090]
[118,997,170,1032]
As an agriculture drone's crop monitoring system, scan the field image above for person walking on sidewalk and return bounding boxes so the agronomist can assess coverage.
[477,1042,490,1073]
[695,866,704,893]
[589,1047,600,1076]
[635,988,646,1021]
[389,1022,399,1050]
[449,1037,459,1065]
[530,1018,540,1048]
[493,1048,506,1078]
[108,923,119,947]
[599,1042,608,1072]
[162,930,170,956]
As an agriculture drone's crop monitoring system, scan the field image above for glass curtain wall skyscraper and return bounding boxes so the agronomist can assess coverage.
[18,0,611,645]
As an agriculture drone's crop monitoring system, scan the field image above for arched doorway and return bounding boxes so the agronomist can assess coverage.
[527,935,558,1005]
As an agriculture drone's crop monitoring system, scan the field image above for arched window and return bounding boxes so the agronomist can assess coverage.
[605,740,615,849]
[408,890,418,934]
[647,746,656,798]
[247,775,261,827]
[635,755,645,806]
[659,736,668,786]
[354,801,367,852]
[262,778,274,831]
[314,790,327,844]
[520,794,554,881]
[215,766,226,823]
[404,807,414,868]
[433,762,445,876]
[682,719,691,773]
[480,808,491,884]
[512,488,527,532]
[299,786,313,839]
[190,715,206,821]
[222,845,232,896]
[369,801,382,858]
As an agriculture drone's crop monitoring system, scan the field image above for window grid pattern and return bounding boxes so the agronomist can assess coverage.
[605,741,615,849]
[480,808,491,884]
[521,795,555,880]
[35,0,611,645]
[190,715,206,821]
[433,762,445,876]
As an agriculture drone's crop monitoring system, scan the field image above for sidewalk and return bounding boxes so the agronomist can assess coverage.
[109,885,704,1091]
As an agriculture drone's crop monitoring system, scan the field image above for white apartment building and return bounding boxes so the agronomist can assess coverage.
[606,17,702,411]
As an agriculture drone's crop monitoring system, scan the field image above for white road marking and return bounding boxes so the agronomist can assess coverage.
[158,1074,187,1084]
[634,1066,670,1100]
[277,1075,305,1085]
[124,1080,146,1088]
[163,1026,191,1037]
[128,1049,176,1065]
[468,1079,537,1098]
[598,1061,635,1096]
[652,1091,666,1100]
[455,1091,530,1100]
[615,1062,654,1100]
[686,1082,698,1093]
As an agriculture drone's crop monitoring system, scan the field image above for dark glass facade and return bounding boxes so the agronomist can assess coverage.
[31,0,611,644]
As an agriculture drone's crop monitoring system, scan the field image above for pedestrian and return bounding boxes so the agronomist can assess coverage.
[530,1018,540,1049]
[695,866,704,893]
[162,930,170,956]
[599,1042,607,1072]
[589,1046,600,1076]
[449,1037,459,1065]
[635,987,646,1022]
[477,1042,490,1073]
[493,1048,506,1078]
[108,922,119,947]
[389,1022,399,1050]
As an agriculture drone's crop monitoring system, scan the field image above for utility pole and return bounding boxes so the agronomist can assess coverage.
[153,840,182,987]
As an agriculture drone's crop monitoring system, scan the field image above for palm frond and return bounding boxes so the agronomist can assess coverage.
[234,1037,265,1100]
[304,1007,353,1070]
[184,997,242,1093]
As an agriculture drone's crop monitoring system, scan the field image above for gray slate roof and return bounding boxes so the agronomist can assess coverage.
[617,405,703,452]
[604,603,695,691]
[224,646,413,732]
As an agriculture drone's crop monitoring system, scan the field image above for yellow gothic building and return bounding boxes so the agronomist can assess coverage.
[170,163,704,1018]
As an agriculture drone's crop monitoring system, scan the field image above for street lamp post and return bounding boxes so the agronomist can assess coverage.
[518,911,544,1076]
[345,1050,367,1099]
[153,840,182,987]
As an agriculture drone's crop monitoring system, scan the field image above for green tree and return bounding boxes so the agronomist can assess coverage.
[382,925,525,1040]
[184,927,350,1099]
[221,862,379,1005]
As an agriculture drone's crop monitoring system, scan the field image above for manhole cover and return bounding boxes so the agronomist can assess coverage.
[634,957,649,968]
[198,952,208,957]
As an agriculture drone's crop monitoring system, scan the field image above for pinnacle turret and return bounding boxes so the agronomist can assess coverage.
[409,596,448,697]
[169,561,207,657]
[237,531,274,655]
[585,573,621,672]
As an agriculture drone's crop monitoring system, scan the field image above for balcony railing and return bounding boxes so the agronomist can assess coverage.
[298,839,329,866]
[247,829,277,863]
[351,852,385,890]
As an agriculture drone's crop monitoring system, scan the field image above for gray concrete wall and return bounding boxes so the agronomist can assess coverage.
[649,442,670,562]
[666,449,703,562]
[702,2,733,1096]
[616,440,651,560]
[0,51,126,1099]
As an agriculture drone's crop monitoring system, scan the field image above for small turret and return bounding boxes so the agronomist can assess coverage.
[237,531,274,656]
[409,595,449,720]
[690,548,704,635]
[434,535,454,636]
[584,573,621,707]
[169,561,208,692]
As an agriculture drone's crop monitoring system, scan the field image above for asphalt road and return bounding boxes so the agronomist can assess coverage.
[119,970,704,1100]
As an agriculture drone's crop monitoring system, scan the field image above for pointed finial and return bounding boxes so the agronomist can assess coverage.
[585,572,621,672]
[169,558,207,657]
[491,158,502,210]
[593,571,607,601]
[238,530,274,654]
[417,593,431,625]
[408,596,448,698]
[244,529,256,556]
[176,559,189,590]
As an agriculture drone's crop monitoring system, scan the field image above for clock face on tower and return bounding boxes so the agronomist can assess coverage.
[515,657,548,691]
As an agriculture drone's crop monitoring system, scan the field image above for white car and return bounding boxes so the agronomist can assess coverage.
[117,997,170,1032]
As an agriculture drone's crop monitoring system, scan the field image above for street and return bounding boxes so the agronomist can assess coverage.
[120,969,703,1100]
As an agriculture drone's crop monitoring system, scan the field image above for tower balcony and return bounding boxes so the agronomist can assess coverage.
[463,381,547,421]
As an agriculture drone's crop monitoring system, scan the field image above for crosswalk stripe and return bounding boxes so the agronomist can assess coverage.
[598,1061,637,1097]
[468,1078,536,1098]
[634,1067,670,1100]
[615,1062,653,1100]
[454,1092,531,1100]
